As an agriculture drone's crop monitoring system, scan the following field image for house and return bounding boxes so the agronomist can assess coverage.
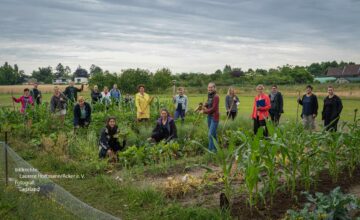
[73,67,89,84]
[53,78,70,85]
[74,77,88,84]
[326,64,360,77]
[326,64,360,83]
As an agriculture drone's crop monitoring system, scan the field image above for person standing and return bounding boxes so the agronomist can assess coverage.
[64,81,84,103]
[12,88,34,127]
[90,85,102,104]
[12,88,34,114]
[110,84,121,105]
[322,86,343,132]
[202,82,220,152]
[252,85,271,137]
[73,96,92,129]
[135,85,151,122]
[149,108,177,143]
[269,85,284,125]
[30,83,42,105]
[100,86,111,108]
[298,85,318,131]
[173,87,188,124]
[50,86,68,124]
[225,87,240,120]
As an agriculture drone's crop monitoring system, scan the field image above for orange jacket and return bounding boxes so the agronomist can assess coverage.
[251,93,271,120]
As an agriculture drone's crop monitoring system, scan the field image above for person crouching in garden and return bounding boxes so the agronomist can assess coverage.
[298,85,318,131]
[225,87,240,120]
[135,84,151,122]
[269,85,284,125]
[202,82,220,152]
[12,88,34,127]
[73,96,91,130]
[98,117,126,162]
[252,84,271,137]
[149,108,177,143]
[50,86,68,125]
[173,87,188,124]
[322,86,343,132]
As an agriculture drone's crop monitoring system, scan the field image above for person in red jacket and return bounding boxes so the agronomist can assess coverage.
[202,82,220,152]
[12,88,34,127]
[251,84,271,137]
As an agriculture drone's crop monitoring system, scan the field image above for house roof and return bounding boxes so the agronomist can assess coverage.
[326,65,360,77]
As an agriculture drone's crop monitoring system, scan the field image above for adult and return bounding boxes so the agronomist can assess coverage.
[30,83,42,105]
[150,109,177,143]
[73,96,92,129]
[100,86,111,107]
[322,86,343,132]
[110,84,121,105]
[225,87,240,120]
[98,117,126,162]
[173,87,188,123]
[298,85,318,131]
[251,84,271,137]
[268,85,284,125]
[12,88,34,114]
[202,82,220,152]
[64,81,84,103]
[50,86,68,123]
[90,85,102,104]
[135,85,151,122]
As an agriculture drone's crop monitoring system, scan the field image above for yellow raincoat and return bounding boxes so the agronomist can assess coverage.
[135,92,151,119]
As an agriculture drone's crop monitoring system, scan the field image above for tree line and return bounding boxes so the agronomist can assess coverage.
[0,61,356,93]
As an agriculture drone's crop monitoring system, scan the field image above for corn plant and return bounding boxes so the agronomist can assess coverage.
[319,131,345,183]
[238,129,264,210]
[205,131,246,210]
[343,122,360,178]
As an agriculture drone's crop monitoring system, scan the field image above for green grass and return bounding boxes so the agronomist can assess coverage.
[0,184,77,220]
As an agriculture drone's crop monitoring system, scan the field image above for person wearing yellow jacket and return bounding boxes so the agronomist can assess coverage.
[135,85,151,122]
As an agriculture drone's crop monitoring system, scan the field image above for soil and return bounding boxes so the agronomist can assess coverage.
[231,166,360,220]
[113,164,360,220]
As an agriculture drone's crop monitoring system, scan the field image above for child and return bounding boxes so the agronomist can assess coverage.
[173,87,188,123]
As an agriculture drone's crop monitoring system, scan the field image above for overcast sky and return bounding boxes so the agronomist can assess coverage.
[0,0,359,74]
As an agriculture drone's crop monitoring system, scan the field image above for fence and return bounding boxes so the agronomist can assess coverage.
[0,139,120,220]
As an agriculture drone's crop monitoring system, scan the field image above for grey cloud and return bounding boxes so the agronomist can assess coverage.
[0,0,359,73]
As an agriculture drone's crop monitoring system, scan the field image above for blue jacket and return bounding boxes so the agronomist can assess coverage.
[110,89,121,101]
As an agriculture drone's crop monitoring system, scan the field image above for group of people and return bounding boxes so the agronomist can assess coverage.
[11,81,343,160]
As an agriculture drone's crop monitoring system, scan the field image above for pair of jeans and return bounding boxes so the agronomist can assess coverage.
[174,109,186,122]
[207,116,219,152]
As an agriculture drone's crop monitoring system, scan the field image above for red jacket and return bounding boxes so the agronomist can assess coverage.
[13,96,34,113]
[251,93,270,120]
[204,94,220,122]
